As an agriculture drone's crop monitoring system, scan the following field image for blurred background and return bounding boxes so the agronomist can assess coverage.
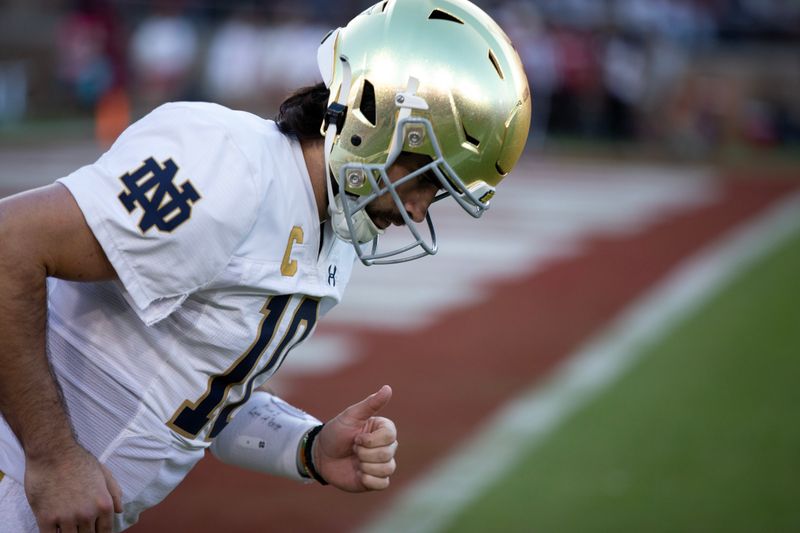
[0,0,799,159]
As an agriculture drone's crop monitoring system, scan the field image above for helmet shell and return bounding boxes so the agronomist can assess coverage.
[324,0,531,197]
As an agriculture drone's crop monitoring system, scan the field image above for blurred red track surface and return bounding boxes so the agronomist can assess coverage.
[129,177,799,532]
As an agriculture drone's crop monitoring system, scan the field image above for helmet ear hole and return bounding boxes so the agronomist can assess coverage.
[488,49,504,80]
[359,79,377,126]
[428,9,464,24]
[462,122,480,148]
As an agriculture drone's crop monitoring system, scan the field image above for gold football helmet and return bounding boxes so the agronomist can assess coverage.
[318,0,531,265]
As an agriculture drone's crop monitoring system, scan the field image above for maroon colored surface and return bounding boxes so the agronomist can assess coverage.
[126,178,798,532]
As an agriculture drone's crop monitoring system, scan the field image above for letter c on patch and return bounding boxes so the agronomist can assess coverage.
[281,226,304,277]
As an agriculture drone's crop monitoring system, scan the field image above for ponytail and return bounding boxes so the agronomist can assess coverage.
[275,82,329,141]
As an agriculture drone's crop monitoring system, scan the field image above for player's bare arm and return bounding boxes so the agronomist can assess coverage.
[0,183,122,532]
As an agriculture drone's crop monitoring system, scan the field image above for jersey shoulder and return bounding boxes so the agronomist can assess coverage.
[56,102,283,323]
[144,102,299,191]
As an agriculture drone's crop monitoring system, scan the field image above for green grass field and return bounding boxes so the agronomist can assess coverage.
[445,225,800,533]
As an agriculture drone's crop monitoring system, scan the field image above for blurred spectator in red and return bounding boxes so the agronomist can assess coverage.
[549,26,604,136]
[11,0,800,152]
[56,0,126,109]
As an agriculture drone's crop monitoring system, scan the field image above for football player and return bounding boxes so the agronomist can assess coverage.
[0,0,530,530]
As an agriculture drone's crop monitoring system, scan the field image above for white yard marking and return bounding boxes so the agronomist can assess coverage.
[279,334,357,375]
[327,163,716,330]
[357,190,800,533]
[0,141,102,189]
[284,162,716,374]
[0,148,722,385]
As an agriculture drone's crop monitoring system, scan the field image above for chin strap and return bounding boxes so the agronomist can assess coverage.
[330,194,384,243]
[322,55,384,245]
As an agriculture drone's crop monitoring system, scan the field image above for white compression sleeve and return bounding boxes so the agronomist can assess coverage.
[209,391,321,481]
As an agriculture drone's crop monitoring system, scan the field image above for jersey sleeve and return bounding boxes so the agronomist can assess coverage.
[58,103,265,325]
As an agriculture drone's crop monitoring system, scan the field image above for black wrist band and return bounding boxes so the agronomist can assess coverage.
[304,424,328,485]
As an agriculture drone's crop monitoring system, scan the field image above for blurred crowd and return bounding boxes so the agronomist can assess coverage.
[498,0,800,153]
[1,0,799,154]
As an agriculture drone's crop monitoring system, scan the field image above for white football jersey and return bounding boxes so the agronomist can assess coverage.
[0,102,357,485]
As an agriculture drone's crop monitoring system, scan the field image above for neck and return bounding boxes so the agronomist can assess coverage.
[300,138,328,223]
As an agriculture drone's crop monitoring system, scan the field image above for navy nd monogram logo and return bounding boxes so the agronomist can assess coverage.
[118,157,200,233]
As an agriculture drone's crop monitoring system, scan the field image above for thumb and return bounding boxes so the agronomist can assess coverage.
[341,385,392,424]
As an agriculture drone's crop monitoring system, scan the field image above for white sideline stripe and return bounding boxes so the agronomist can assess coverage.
[358,191,800,533]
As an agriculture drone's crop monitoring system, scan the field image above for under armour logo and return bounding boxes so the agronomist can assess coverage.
[327,265,338,286]
[118,157,200,233]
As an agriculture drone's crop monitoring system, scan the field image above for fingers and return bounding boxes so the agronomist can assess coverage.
[340,385,393,425]
[34,497,116,533]
[95,502,115,533]
[37,519,59,533]
[29,453,121,533]
[77,512,96,532]
[355,440,398,463]
[354,417,398,492]
[359,444,396,491]
[360,472,391,491]
[101,464,123,513]
[72,494,115,533]
[355,416,397,448]
[360,458,397,478]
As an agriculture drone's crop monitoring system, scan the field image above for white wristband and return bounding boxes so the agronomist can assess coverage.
[209,391,320,481]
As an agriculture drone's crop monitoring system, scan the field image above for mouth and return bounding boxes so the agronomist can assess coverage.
[373,215,390,230]
[372,214,405,230]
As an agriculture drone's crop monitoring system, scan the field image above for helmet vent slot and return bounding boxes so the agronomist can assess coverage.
[359,79,377,126]
[428,9,464,24]
[462,123,480,147]
[380,1,389,13]
[495,162,509,176]
[488,49,504,80]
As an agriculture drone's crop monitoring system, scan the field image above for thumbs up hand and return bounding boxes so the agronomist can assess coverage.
[314,385,398,492]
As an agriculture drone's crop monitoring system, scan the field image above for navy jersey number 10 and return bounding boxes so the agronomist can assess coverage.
[167,294,320,440]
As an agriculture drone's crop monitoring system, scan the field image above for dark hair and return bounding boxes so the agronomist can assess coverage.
[275,82,329,141]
